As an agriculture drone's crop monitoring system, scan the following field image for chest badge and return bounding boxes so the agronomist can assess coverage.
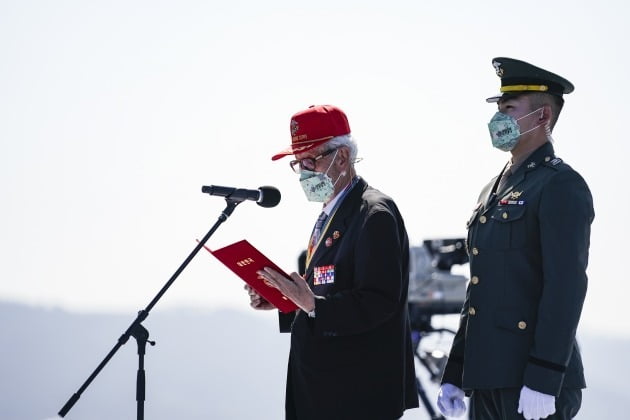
[314,264,335,285]
[500,190,525,205]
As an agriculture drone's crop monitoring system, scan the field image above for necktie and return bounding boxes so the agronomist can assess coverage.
[307,211,327,258]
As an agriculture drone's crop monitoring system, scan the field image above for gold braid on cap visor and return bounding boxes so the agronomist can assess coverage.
[501,84,549,93]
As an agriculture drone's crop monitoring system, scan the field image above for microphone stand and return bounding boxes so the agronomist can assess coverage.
[58,198,242,419]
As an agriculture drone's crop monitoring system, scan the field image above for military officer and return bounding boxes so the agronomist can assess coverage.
[437,58,595,420]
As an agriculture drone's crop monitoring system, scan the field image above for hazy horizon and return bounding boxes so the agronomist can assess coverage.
[2,300,627,420]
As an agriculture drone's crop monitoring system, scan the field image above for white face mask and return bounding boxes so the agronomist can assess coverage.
[488,107,544,151]
[298,150,344,202]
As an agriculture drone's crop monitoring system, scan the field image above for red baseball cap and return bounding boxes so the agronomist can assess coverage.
[271,105,351,161]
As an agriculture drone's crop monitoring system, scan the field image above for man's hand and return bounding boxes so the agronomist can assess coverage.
[244,285,275,310]
[256,267,316,313]
[518,385,556,420]
[437,383,467,417]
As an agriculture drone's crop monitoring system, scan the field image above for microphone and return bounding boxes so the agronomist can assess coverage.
[201,185,281,208]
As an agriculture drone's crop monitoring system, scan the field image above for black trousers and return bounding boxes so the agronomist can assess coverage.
[470,388,582,420]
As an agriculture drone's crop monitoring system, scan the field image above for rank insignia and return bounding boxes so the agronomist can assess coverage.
[314,265,335,285]
[325,237,333,247]
[551,158,562,165]
[527,162,536,169]
[332,230,340,240]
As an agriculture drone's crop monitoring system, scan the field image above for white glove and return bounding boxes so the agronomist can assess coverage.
[437,383,467,417]
[517,385,556,420]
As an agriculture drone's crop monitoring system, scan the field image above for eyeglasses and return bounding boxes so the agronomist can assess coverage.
[289,148,338,173]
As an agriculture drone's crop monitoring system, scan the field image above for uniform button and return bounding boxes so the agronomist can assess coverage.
[502,212,508,219]
[472,247,479,255]
[468,307,476,316]
[544,156,551,162]
[518,321,527,330]
[479,215,487,224]
[471,276,479,285]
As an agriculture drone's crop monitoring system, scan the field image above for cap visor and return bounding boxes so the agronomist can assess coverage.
[271,137,332,161]
[486,93,501,103]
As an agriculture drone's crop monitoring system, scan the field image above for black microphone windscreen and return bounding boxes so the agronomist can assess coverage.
[257,186,281,208]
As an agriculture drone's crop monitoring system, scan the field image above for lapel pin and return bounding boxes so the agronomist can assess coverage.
[325,237,333,247]
[332,230,340,240]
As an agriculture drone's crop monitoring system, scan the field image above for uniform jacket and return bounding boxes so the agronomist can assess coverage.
[279,177,419,420]
[442,142,595,397]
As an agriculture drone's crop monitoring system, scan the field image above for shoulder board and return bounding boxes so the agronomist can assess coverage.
[542,156,564,170]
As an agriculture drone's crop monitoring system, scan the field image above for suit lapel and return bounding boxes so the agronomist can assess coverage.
[482,176,500,210]
[305,179,366,280]
[482,161,510,211]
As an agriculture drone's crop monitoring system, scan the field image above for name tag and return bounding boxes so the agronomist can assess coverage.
[314,265,335,285]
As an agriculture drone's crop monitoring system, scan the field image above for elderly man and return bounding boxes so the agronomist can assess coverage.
[437,58,595,420]
[248,105,419,420]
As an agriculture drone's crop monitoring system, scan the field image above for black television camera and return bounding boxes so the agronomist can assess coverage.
[407,238,470,419]
[408,238,469,332]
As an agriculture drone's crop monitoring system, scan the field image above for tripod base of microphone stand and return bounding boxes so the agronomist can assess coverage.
[130,322,155,420]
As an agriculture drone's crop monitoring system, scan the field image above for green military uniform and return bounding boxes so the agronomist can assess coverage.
[442,141,594,395]
[441,57,595,419]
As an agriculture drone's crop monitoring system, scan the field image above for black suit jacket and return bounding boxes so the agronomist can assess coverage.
[279,177,419,420]
[442,142,595,397]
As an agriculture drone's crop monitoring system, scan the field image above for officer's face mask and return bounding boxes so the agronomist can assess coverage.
[299,149,345,202]
[488,107,544,152]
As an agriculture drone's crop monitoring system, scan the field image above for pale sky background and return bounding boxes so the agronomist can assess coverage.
[1,0,628,339]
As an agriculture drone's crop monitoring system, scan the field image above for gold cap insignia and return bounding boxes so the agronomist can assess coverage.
[493,60,504,77]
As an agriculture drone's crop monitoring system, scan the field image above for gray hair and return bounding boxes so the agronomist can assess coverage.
[326,134,358,163]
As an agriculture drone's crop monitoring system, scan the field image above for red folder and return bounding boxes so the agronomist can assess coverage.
[202,239,298,313]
